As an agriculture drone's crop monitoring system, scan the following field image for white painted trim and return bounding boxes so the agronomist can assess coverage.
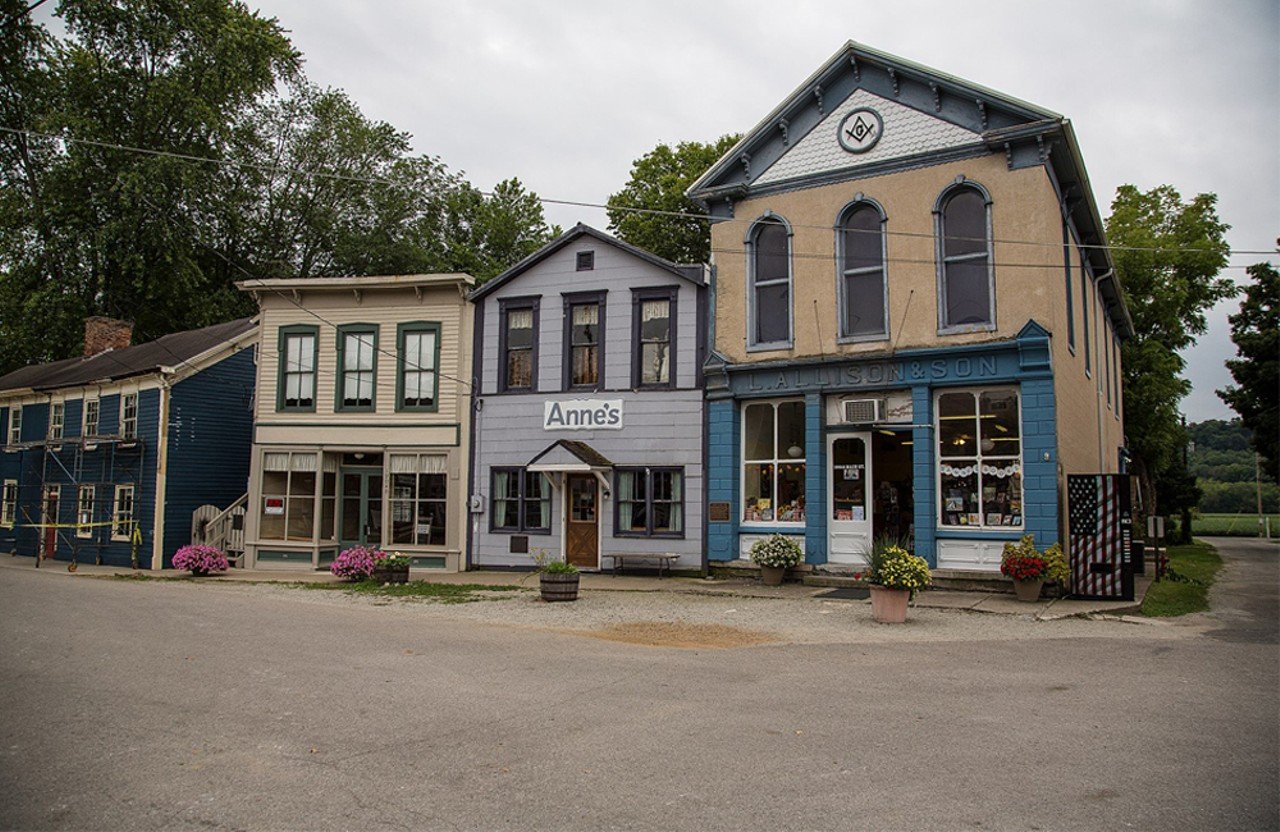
[740,397,808,529]
[827,431,872,564]
[933,386,1025,533]
[151,382,170,569]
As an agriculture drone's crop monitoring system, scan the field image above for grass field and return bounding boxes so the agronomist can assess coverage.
[1141,541,1223,617]
[1188,513,1279,537]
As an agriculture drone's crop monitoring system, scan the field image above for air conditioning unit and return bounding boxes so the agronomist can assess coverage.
[842,398,881,424]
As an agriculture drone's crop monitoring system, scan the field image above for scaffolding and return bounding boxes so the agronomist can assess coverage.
[7,431,147,568]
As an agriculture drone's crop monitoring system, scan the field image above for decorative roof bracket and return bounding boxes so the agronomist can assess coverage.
[778,118,790,146]
[739,152,751,180]
[886,67,899,96]
[976,99,987,129]
[849,55,860,83]
[813,85,824,114]
[352,288,362,305]
[930,82,941,112]
[1003,142,1013,170]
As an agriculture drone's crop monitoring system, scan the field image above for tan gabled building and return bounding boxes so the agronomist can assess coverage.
[237,274,474,571]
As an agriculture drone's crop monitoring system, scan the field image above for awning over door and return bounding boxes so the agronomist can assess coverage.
[526,439,613,473]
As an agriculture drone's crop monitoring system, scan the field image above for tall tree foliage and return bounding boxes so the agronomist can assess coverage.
[1105,184,1234,518]
[606,135,740,264]
[0,0,556,375]
[1218,262,1279,480]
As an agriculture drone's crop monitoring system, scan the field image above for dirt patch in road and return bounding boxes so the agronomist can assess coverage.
[576,620,781,649]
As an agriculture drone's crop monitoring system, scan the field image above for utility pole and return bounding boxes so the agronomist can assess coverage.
[1257,452,1266,539]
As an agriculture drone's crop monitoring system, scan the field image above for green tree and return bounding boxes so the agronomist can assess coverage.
[1218,262,1279,481]
[1105,185,1235,525]
[606,135,741,264]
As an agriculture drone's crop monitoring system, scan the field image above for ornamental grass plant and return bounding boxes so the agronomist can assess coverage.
[171,544,229,575]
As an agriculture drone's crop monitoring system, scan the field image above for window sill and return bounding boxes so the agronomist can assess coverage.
[836,333,890,345]
[490,527,552,536]
[613,532,686,540]
[937,323,996,336]
[745,341,793,354]
[741,521,806,529]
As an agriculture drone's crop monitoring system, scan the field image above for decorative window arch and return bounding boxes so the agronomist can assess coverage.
[835,196,888,341]
[935,180,995,331]
[746,213,793,349]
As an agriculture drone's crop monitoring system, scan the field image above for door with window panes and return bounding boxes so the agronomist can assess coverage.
[828,433,871,563]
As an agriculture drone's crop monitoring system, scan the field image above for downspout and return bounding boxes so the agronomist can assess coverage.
[151,376,172,570]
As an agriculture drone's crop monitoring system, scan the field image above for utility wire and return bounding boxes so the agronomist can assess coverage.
[1,125,1273,259]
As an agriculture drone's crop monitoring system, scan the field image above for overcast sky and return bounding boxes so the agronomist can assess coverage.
[43,0,1279,422]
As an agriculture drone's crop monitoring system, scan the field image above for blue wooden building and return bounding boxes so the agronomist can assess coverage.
[0,317,257,569]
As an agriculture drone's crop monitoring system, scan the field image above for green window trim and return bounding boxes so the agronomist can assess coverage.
[335,323,379,413]
[276,324,320,413]
[396,321,442,413]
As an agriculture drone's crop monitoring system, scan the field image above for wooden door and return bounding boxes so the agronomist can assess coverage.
[42,486,59,560]
[565,474,598,569]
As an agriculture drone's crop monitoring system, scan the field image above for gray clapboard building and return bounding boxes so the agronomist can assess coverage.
[467,225,707,571]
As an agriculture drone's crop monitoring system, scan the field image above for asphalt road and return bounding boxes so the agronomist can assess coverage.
[1,538,1276,831]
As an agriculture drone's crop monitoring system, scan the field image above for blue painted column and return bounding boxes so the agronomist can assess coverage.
[706,398,739,561]
[804,392,826,564]
[911,385,937,567]
[1019,378,1059,548]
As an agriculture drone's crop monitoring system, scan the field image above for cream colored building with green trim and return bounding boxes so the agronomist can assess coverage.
[237,274,474,571]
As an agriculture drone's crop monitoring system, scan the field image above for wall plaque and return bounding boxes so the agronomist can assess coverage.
[708,501,732,522]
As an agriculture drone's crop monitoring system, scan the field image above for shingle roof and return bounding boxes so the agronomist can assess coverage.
[0,317,256,393]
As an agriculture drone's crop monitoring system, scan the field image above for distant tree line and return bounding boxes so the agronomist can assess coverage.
[1188,419,1279,514]
[0,0,557,375]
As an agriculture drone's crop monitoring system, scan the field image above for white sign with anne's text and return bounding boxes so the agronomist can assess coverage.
[544,399,623,431]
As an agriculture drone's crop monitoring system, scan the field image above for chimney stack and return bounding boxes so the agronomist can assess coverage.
[83,316,133,357]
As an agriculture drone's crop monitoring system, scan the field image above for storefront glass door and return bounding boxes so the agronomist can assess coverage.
[828,434,871,564]
[339,468,383,551]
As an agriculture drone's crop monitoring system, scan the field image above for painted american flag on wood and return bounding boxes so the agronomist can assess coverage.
[1068,474,1134,600]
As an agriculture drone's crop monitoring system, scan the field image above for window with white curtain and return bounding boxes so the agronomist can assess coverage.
[260,451,318,541]
[616,467,684,537]
[398,323,439,410]
[279,328,317,410]
[491,468,550,533]
[339,327,377,410]
[389,453,448,546]
[633,294,673,388]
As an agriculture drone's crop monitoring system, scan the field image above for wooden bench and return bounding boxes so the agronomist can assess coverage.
[606,552,680,578]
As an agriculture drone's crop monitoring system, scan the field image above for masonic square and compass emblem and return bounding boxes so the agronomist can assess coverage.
[837,107,884,154]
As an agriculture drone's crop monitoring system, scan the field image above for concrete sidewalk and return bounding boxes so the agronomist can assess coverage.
[0,552,1151,619]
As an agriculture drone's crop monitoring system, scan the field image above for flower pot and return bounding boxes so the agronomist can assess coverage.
[190,568,208,578]
[1013,577,1045,602]
[540,572,580,602]
[869,585,910,623]
[372,564,410,584]
[759,565,787,586]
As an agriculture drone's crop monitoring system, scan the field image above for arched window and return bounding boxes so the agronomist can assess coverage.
[836,199,888,340]
[936,183,994,330]
[748,216,791,348]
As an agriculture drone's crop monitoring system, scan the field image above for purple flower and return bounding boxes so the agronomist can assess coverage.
[330,546,382,579]
[172,544,229,574]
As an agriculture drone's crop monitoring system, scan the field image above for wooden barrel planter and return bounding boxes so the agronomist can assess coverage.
[371,564,410,584]
[540,572,580,602]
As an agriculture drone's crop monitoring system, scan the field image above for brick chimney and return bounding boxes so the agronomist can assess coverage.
[83,316,133,357]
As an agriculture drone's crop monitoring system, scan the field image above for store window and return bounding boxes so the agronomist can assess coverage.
[337,325,377,411]
[111,484,136,540]
[837,200,888,340]
[1,479,17,526]
[616,467,684,537]
[83,399,100,437]
[8,406,21,445]
[564,295,603,389]
[632,289,675,388]
[748,216,792,348]
[76,485,95,538]
[491,468,550,533]
[49,402,64,440]
[937,389,1023,529]
[278,326,318,411]
[389,454,447,547]
[500,300,538,392]
[397,322,439,411]
[936,183,994,330]
[742,400,806,524]
[120,393,138,439]
[260,452,317,541]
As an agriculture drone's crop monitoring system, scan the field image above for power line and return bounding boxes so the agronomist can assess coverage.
[1,125,1273,259]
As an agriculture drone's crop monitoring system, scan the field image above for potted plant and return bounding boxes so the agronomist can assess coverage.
[371,550,412,584]
[863,540,931,623]
[330,545,378,581]
[172,544,229,577]
[749,534,803,586]
[1000,535,1050,602]
[539,558,580,602]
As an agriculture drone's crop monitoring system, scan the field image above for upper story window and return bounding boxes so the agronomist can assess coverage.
[499,298,539,392]
[337,325,377,412]
[7,406,20,445]
[633,288,676,389]
[49,402,64,440]
[397,322,440,411]
[1062,221,1076,352]
[1080,258,1092,377]
[564,293,604,390]
[936,182,995,331]
[120,393,138,439]
[837,199,888,341]
[83,399,99,437]
[278,326,318,411]
[576,251,595,271]
[748,216,792,349]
